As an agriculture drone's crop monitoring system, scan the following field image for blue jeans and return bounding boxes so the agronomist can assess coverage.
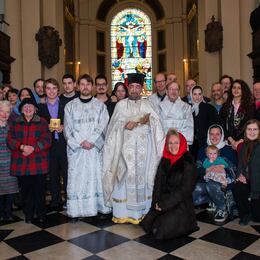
[193,180,226,211]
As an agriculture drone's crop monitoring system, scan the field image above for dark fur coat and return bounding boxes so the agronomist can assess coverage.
[140,152,198,240]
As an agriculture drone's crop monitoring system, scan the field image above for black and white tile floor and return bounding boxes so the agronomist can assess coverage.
[0,208,259,260]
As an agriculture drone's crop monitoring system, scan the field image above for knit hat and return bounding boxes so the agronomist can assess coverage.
[19,98,38,113]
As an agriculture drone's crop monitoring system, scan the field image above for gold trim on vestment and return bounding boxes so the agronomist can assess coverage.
[112,198,127,203]
[112,216,145,225]
[112,196,152,204]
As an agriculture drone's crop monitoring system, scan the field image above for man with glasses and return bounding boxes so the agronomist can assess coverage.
[148,73,167,112]
[95,74,115,117]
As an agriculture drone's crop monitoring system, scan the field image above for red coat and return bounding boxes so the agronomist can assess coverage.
[7,115,51,176]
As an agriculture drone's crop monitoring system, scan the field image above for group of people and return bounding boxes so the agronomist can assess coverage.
[0,71,259,241]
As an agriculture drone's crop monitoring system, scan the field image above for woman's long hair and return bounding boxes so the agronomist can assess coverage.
[18,88,36,102]
[111,82,128,99]
[221,79,254,117]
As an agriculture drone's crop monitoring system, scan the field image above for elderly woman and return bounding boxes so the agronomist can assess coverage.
[233,119,260,225]
[0,101,18,222]
[190,85,218,158]
[193,124,237,223]
[141,129,198,240]
[7,98,51,223]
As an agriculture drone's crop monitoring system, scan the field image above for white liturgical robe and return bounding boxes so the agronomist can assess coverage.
[64,97,111,217]
[159,96,194,145]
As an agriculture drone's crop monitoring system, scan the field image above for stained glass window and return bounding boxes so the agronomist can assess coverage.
[111,8,152,96]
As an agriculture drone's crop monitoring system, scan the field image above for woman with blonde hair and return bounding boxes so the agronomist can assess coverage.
[141,129,198,239]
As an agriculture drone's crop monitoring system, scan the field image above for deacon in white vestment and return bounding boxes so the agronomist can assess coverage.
[103,73,165,224]
[64,74,111,219]
[159,81,194,145]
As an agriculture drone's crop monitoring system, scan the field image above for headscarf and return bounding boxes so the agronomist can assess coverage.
[163,131,187,165]
[190,85,205,116]
[207,124,226,149]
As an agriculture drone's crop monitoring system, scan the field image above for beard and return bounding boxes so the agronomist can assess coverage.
[80,90,91,97]
[37,93,46,98]
[128,94,141,100]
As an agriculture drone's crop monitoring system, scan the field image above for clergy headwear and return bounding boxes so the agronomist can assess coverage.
[127,73,145,86]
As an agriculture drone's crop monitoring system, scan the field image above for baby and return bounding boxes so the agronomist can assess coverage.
[203,145,228,187]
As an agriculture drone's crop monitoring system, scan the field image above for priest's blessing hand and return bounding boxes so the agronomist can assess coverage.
[139,113,150,125]
[80,140,94,150]
[124,121,138,130]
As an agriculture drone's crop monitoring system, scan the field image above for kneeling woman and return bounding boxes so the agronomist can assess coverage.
[141,129,198,240]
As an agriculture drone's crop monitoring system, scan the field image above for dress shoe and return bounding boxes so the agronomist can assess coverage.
[239,214,251,226]
[25,219,31,224]
[69,217,78,223]
[5,216,15,222]
[96,213,109,220]
[38,218,46,223]
[50,204,63,212]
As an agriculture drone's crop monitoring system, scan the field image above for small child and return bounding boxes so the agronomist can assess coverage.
[203,145,228,187]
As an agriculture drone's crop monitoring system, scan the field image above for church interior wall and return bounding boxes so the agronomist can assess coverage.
[1,0,258,94]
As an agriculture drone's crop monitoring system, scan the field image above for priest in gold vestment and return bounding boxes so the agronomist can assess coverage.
[103,73,165,224]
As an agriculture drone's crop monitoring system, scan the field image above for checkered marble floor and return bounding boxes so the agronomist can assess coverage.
[0,208,260,260]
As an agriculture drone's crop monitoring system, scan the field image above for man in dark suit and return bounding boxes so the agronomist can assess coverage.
[38,78,67,210]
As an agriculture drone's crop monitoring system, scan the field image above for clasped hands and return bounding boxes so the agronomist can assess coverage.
[80,140,94,150]
[124,113,150,130]
[21,145,34,156]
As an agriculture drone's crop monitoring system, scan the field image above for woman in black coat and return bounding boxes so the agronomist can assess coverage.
[190,85,218,159]
[141,129,199,240]
[233,119,260,225]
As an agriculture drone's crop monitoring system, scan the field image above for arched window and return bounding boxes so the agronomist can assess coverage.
[111,8,152,95]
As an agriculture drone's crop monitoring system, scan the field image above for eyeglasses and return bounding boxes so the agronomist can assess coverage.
[154,80,166,84]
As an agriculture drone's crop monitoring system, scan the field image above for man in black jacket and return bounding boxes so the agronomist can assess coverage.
[38,78,67,210]
[59,74,79,107]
